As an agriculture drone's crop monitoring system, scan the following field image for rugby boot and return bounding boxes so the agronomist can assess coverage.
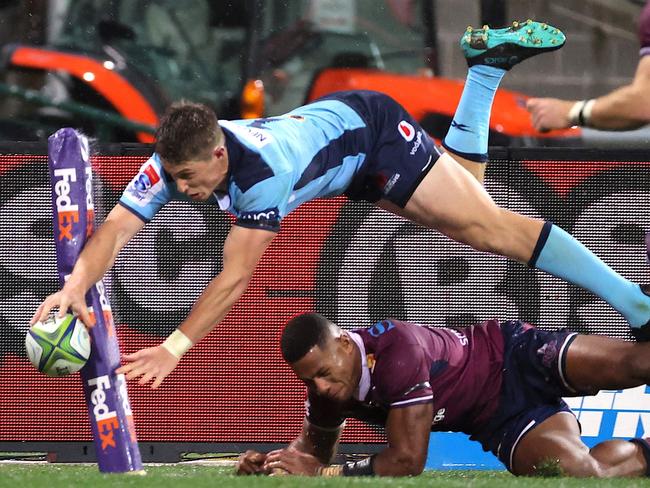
[461,19,566,70]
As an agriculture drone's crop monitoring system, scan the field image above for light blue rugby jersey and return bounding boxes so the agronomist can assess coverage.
[118,98,369,231]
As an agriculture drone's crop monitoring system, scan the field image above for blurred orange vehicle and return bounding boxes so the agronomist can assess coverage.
[0,0,579,145]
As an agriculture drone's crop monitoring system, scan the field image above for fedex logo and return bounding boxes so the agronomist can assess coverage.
[88,375,119,450]
[116,374,138,443]
[85,166,95,237]
[88,281,116,337]
[53,168,79,241]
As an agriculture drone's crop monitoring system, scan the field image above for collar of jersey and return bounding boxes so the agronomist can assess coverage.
[348,331,371,402]
[210,122,242,211]
[212,191,231,210]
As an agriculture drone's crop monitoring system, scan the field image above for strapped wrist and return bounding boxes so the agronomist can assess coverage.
[568,100,586,126]
[342,455,376,476]
[568,99,596,127]
[161,329,193,359]
[580,99,596,126]
[318,465,343,476]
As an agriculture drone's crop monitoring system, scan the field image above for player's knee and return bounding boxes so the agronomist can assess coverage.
[465,216,512,256]
[391,451,426,476]
[558,453,605,478]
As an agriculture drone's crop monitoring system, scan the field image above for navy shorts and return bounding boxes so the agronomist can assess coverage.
[318,90,442,207]
[471,320,584,472]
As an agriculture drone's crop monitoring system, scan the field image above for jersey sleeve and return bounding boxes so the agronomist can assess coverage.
[373,343,434,409]
[119,154,173,222]
[231,172,292,232]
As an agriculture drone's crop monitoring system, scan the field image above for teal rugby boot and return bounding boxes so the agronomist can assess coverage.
[461,19,566,70]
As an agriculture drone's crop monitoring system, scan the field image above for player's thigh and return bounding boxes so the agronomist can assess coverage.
[400,152,500,230]
[565,335,647,392]
[379,153,543,258]
[512,412,597,477]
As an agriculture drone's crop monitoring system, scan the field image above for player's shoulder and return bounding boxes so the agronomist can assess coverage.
[358,319,425,354]
[123,153,169,195]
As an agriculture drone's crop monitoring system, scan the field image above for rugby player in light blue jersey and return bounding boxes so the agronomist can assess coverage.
[33,21,650,389]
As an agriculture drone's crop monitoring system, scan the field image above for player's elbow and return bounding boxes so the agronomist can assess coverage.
[229,272,253,295]
[391,450,426,477]
[217,268,254,300]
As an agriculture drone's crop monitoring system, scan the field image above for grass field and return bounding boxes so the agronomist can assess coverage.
[1,464,649,488]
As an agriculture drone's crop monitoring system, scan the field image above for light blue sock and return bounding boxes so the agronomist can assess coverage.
[530,222,650,327]
[442,65,505,162]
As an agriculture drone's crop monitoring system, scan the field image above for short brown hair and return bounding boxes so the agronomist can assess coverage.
[154,100,224,165]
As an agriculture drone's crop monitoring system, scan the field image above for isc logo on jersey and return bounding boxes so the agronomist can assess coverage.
[126,163,162,206]
[239,207,279,223]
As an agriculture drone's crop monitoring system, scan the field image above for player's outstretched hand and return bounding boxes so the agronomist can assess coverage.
[30,285,95,330]
[236,450,268,475]
[526,97,575,132]
[263,447,323,476]
[117,346,179,389]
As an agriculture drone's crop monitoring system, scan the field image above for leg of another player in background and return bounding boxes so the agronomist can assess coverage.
[512,335,650,477]
[512,412,649,477]
[381,22,650,335]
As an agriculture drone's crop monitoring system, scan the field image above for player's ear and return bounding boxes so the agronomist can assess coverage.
[338,332,353,351]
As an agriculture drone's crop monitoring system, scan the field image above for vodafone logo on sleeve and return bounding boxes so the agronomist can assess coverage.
[398,121,415,142]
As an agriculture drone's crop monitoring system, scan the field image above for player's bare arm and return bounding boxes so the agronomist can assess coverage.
[258,409,344,476]
[117,224,275,388]
[371,402,433,476]
[289,418,344,465]
[528,55,650,131]
[586,55,650,130]
[31,204,144,328]
[177,224,276,343]
[264,402,433,476]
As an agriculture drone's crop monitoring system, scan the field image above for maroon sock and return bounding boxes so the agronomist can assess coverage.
[630,438,650,476]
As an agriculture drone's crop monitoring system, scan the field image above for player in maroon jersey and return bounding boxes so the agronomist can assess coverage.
[237,313,650,478]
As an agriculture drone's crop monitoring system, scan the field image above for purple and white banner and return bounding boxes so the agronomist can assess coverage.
[48,128,142,472]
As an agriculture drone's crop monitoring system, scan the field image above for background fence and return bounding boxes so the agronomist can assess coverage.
[0,143,649,465]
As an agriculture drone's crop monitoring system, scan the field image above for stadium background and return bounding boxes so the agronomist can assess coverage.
[0,144,649,467]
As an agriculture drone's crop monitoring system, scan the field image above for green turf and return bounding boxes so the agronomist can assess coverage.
[0,464,649,488]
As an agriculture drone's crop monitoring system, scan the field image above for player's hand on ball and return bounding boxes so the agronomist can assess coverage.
[31,284,94,330]
[263,447,323,476]
[236,450,268,475]
[116,346,179,389]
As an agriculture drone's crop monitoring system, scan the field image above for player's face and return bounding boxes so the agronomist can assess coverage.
[162,146,228,201]
[291,334,361,403]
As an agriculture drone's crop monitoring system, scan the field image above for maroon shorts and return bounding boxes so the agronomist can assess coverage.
[471,320,584,472]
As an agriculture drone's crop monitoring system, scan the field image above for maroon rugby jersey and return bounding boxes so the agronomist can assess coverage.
[639,0,650,56]
[306,319,506,435]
